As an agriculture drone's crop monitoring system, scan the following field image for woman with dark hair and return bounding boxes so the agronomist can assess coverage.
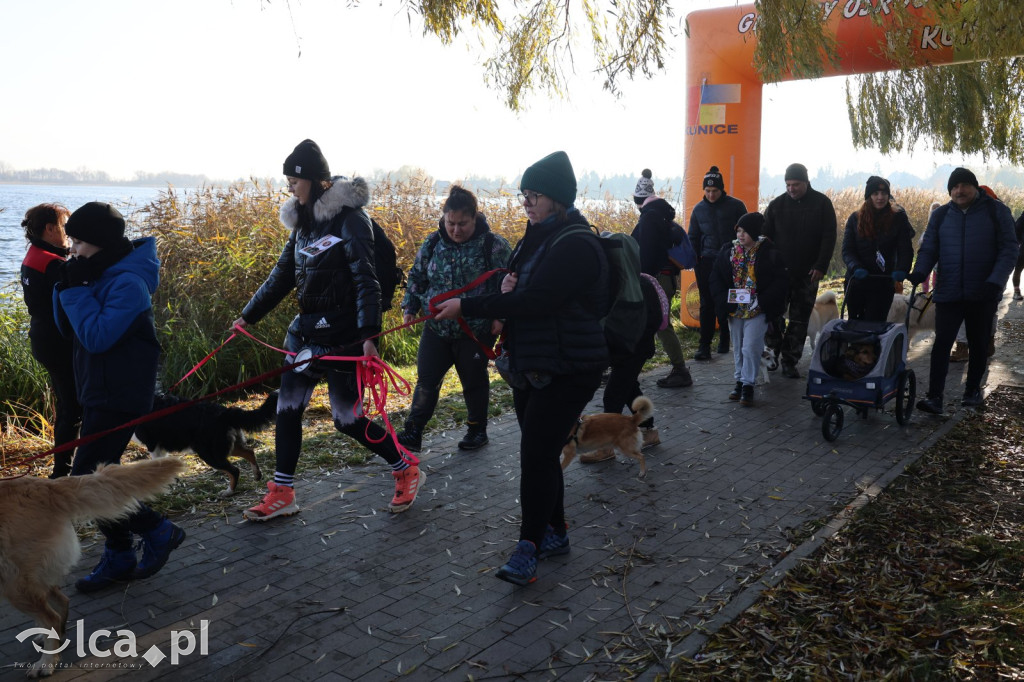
[841,176,915,321]
[397,185,512,452]
[233,139,425,521]
[20,203,82,478]
[434,151,609,585]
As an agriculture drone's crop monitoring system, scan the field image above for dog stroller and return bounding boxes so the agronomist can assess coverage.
[803,314,916,442]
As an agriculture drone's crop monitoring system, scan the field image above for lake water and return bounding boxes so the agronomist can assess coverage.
[0,184,168,286]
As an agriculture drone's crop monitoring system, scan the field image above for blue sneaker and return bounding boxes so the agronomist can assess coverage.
[495,540,538,586]
[537,525,570,560]
[75,547,137,593]
[133,519,186,579]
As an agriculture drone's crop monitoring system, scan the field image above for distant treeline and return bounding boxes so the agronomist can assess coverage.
[0,165,215,188]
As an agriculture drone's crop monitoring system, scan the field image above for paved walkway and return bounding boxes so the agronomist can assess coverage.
[4,296,1023,681]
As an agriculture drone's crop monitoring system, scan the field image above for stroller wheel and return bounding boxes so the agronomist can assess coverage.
[822,403,844,442]
[811,399,826,417]
[895,369,917,425]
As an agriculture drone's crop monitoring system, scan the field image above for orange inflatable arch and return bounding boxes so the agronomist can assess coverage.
[678,1,1004,327]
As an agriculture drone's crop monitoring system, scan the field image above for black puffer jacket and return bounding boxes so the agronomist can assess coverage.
[241,176,381,348]
[688,193,748,259]
[461,210,609,377]
[630,198,677,276]
[763,186,838,275]
[21,239,68,346]
[841,207,914,277]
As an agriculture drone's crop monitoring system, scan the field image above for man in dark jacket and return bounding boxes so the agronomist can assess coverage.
[763,163,837,378]
[630,169,693,388]
[909,167,1019,412]
[688,165,747,359]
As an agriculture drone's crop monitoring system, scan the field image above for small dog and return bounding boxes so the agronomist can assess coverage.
[807,290,840,350]
[888,290,936,341]
[841,342,879,380]
[0,458,185,677]
[134,392,277,496]
[560,396,653,477]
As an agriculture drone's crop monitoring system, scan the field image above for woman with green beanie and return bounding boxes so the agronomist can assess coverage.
[434,151,610,585]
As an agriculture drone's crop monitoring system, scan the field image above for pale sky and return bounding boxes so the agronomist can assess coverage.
[0,0,989,184]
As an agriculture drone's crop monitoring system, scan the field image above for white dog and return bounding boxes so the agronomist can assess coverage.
[807,290,840,350]
[888,290,936,341]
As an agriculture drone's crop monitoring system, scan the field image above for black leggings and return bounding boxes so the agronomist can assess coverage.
[275,359,402,477]
[845,277,895,322]
[513,371,602,547]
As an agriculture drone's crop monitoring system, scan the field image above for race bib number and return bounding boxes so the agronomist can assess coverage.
[728,288,751,304]
[299,235,342,258]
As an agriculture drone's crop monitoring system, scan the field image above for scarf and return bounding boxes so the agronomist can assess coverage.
[729,237,763,319]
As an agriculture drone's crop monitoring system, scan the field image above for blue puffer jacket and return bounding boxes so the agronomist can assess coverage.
[912,193,1019,303]
[56,237,161,411]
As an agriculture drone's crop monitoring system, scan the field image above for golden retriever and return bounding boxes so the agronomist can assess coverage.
[0,458,185,677]
[560,396,654,477]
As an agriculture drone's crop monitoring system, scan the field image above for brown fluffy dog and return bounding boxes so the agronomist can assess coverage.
[0,458,185,677]
[561,396,654,477]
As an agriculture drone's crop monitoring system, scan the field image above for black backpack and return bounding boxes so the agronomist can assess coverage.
[371,218,405,311]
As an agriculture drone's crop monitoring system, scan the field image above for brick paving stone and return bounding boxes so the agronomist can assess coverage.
[6,307,1024,679]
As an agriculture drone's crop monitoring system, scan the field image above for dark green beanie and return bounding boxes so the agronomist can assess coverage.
[520,151,577,207]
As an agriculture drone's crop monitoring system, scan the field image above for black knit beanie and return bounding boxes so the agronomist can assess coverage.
[283,139,331,181]
[864,175,891,200]
[65,202,128,249]
[736,212,765,240]
[520,151,577,207]
[703,166,725,191]
[947,167,979,193]
[784,163,809,183]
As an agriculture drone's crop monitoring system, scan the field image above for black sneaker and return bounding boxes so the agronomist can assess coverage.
[781,364,800,379]
[693,346,712,361]
[397,425,422,452]
[962,389,984,407]
[728,381,743,401]
[717,342,730,354]
[657,365,693,388]
[740,384,754,407]
[916,396,944,414]
[458,423,489,451]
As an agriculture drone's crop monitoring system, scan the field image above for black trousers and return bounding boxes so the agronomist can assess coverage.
[407,326,494,429]
[928,300,998,398]
[845,277,895,322]
[30,334,82,452]
[603,334,656,427]
[513,370,602,547]
[765,274,818,367]
[71,408,163,550]
[696,257,729,349]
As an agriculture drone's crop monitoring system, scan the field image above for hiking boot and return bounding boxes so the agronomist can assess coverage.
[962,389,984,407]
[781,364,800,379]
[458,422,488,451]
[717,341,730,354]
[495,540,537,585]
[657,365,693,388]
[133,518,186,579]
[693,346,711,361]
[949,342,969,363]
[537,525,570,560]
[390,466,426,513]
[641,427,660,450]
[75,547,137,593]
[988,336,995,358]
[396,424,423,453]
[579,447,615,463]
[728,381,743,401]
[740,384,754,407]
[916,395,944,415]
[1015,288,1023,301]
[244,481,299,521]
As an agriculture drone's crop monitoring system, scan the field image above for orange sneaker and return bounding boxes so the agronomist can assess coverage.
[243,481,299,521]
[390,466,426,513]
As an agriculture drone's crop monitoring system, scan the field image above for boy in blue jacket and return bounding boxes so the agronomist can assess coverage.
[56,202,184,592]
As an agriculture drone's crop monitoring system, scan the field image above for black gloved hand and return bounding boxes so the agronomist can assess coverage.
[906,271,927,286]
[984,281,1004,301]
[58,257,93,289]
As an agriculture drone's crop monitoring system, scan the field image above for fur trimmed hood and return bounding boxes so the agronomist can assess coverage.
[280,175,370,230]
